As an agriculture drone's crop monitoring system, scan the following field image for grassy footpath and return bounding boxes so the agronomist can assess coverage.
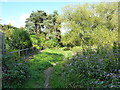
[21,47,72,88]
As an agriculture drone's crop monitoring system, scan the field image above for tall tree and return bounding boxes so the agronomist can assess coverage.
[61,2,118,47]
[25,10,47,35]
[44,11,61,44]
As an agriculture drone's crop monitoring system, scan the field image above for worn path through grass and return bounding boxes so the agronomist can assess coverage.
[21,48,72,88]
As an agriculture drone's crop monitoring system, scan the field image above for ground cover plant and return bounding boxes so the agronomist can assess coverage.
[50,45,120,88]
[2,54,31,88]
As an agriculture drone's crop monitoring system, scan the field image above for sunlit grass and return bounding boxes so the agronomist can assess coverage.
[21,47,72,88]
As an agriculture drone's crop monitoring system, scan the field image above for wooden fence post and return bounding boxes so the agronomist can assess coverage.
[18,50,20,57]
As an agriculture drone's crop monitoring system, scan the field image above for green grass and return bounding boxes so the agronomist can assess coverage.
[21,47,72,88]
[49,47,73,88]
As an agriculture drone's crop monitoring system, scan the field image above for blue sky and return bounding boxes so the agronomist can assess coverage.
[0,2,82,27]
[0,0,104,29]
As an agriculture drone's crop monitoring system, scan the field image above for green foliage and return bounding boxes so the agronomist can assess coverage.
[44,39,59,48]
[44,11,61,44]
[50,45,120,88]
[90,26,118,46]
[21,48,71,88]
[25,10,62,47]
[61,2,118,47]
[25,10,47,35]
[1,1,119,88]
[30,35,41,49]
[5,28,32,50]
[71,46,83,55]
[2,54,31,88]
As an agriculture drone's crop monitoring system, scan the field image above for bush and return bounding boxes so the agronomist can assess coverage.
[51,45,120,88]
[30,35,41,47]
[2,54,31,88]
[5,28,32,50]
[71,46,83,55]
[44,39,59,48]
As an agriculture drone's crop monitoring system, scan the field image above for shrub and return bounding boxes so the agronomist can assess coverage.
[44,39,59,48]
[51,45,120,88]
[5,28,32,50]
[2,54,31,88]
[71,46,83,56]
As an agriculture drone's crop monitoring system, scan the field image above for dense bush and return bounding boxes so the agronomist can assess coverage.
[5,28,32,50]
[44,39,59,48]
[30,35,41,49]
[2,54,31,88]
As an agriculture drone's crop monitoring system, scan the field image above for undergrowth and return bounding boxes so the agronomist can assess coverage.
[50,45,120,88]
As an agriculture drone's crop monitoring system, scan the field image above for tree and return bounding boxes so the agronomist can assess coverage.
[6,28,32,50]
[44,11,61,44]
[25,10,47,35]
[25,10,62,48]
[61,2,118,47]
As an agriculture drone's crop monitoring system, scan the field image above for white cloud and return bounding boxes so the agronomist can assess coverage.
[6,19,16,25]
[19,13,30,23]
[18,13,30,27]
[2,13,30,28]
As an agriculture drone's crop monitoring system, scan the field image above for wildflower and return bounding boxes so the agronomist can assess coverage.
[118,69,120,74]
[75,56,78,59]
[66,64,69,67]
[18,63,23,65]
[118,75,120,78]
[106,73,110,76]
[112,74,117,78]
[110,85,115,88]
[74,61,77,64]
[85,56,88,59]
[95,81,98,84]
[104,71,106,74]
[99,59,103,62]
